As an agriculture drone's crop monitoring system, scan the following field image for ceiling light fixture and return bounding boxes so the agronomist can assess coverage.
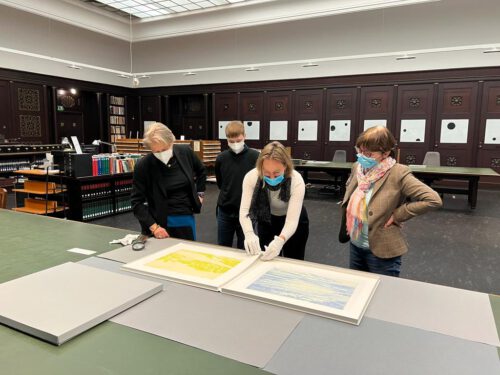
[483,47,500,54]
[184,72,197,76]
[245,67,260,71]
[302,62,319,67]
[118,74,130,78]
[70,88,77,95]
[139,75,151,79]
[396,54,416,60]
[67,64,81,70]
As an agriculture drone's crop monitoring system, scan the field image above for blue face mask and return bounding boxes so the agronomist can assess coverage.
[264,174,285,186]
[357,153,378,169]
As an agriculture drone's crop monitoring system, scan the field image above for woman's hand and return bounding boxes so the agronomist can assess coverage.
[384,214,402,228]
[153,226,169,239]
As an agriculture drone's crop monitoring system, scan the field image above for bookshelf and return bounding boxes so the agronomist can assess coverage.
[12,170,67,216]
[115,138,149,155]
[109,95,126,143]
[65,173,134,221]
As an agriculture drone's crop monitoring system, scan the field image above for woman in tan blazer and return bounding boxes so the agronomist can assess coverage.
[341,126,442,277]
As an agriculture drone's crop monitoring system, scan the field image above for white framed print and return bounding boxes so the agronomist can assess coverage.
[329,120,351,142]
[244,120,260,140]
[297,120,318,141]
[363,119,387,131]
[269,121,288,141]
[440,119,469,143]
[484,119,500,144]
[400,119,426,143]
[218,121,229,140]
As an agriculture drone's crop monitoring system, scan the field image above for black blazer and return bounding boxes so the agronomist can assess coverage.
[131,144,207,234]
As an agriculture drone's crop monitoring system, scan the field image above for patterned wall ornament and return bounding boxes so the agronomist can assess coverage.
[304,101,313,110]
[370,98,382,108]
[18,88,40,112]
[450,96,463,106]
[496,95,500,105]
[446,156,457,167]
[275,101,284,111]
[336,99,347,110]
[19,115,42,137]
[405,154,417,164]
[146,106,153,113]
[60,95,76,109]
[223,103,230,111]
[248,103,256,112]
[408,97,421,108]
[491,158,500,168]
[303,151,311,160]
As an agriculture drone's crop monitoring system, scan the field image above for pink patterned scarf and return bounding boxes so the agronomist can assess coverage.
[346,157,396,241]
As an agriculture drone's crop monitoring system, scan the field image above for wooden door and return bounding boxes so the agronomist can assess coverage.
[359,85,395,136]
[213,93,238,145]
[0,81,12,139]
[435,82,478,167]
[240,92,264,149]
[266,90,293,148]
[395,84,435,164]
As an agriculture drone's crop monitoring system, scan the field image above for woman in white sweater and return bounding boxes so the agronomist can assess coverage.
[239,141,309,261]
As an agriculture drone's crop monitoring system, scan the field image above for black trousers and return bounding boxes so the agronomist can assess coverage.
[257,207,309,260]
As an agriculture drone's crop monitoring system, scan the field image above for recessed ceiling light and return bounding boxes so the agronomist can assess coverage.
[396,54,416,60]
[302,62,319,67]
[70,88,77,95]
[67,64,81,70]
[483,47,500,54]
[118,74,130,78]
[139,75,151,79]
[245,67,260,71]
[184,72,197,76]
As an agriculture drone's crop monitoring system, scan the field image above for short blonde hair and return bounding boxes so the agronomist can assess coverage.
[143,122,176,147]
[256,141,294,178]
[356,126,397,157]
[225,121,245,138]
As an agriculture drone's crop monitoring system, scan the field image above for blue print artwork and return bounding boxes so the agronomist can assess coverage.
[247,268,357,310]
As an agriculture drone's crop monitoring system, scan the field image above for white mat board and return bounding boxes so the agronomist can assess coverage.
[0,262,162,345]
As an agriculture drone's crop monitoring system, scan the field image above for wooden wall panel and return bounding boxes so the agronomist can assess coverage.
[325,88,358,161]
[239,92,264,149]
[292,89,324,160]
[396,84,435,165]
[359,86,395,135]
[213,93,238,140]
[0,80,12,139]
[477,81,500,173]
[141,96,162,123]
[435,82,478,167]
[266,90,293,147]
[10,82,49,143]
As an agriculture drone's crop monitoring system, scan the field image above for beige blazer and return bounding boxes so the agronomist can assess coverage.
[342,163,442,258]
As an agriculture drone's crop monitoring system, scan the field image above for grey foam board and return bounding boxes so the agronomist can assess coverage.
[264,315,500,375]
[0,262,162,345]
[365,274,500,346]
[111,279,304,367]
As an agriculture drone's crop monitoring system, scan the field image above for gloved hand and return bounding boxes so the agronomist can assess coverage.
[244,232,261,255]
[261,236,285,261]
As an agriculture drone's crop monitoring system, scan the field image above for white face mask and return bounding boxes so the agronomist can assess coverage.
[154,149,173,165]
[228,141,245,154]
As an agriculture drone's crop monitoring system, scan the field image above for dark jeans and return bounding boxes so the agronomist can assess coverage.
[257,207,309,260]
[217,206,244,249]
[349,242,402,277]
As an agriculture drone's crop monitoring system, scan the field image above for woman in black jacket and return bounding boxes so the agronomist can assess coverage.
[131,122,206,240]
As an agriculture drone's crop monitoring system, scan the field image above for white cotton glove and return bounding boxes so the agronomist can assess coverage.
[261,236,285,261]
[109,234,139,246]
[244,232,261,255]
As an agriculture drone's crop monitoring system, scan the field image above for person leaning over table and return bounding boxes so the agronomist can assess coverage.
[240,141,309,261]
[131,122,206,241]
[215,120,260,249]
[340,126,442,277]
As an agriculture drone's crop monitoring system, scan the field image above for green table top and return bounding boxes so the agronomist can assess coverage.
[0,210,268,374]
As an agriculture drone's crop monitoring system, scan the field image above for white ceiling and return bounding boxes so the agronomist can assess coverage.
[0,0,499,88]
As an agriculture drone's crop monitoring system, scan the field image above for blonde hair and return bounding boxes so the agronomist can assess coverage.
[225,121,245,138]
[356,126,397,157]
[256,141,294,178]
[143,122,176,147]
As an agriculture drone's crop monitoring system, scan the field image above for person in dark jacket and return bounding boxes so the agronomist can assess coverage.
[131,122,206,240]
[215,121,259,249]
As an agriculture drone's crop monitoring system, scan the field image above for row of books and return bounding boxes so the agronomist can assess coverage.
[0,159,31,172]
[116,179,133,194]
[116,196,132,213]
[81,182,112,199]
[91,154,142,176]
[109,105,125,115]
[82,199,114,220]
[110,96,125,105]
[110,115,126,125]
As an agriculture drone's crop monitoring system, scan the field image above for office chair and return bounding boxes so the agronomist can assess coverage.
[319,150,347,196]
[423,151,441,166]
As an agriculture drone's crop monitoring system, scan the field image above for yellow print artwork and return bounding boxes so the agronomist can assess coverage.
[146,249,242,279]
